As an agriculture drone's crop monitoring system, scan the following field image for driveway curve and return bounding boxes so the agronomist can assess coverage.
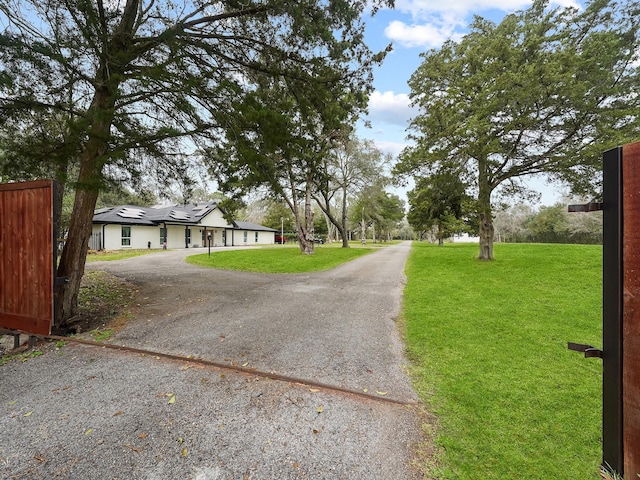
[0,242,426,479]
[97,242,418,403]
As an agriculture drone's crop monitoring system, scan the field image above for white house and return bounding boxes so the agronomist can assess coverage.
[91,202,276,250]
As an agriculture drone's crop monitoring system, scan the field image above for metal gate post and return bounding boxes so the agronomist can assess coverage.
[602,146,623,475]
[570,143,640,477]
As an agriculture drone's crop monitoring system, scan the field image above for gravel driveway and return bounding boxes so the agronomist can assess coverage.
[0,242,426,479]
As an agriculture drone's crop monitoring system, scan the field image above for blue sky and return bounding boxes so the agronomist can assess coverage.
[360,0,583,205]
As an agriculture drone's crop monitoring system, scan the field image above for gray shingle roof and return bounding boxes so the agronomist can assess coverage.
[92,203,276,233]
[234,221,277,232]
[92,202,219,226]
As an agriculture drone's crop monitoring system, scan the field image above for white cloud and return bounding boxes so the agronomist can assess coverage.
[395,0,578,19]
[372,139,411,158]
[367,90,417,127]
[384,20,454,48]
[387,0,582,48]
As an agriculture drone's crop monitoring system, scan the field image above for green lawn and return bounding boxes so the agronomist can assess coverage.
[403,242,603,479]
[85,249,161,262]
[186,245,374,273]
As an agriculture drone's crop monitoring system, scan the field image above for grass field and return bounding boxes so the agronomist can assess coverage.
[402,242,603,479]
[186,244,375,273]
[85,249,160,262]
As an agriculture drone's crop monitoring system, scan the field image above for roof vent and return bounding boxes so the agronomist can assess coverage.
[170,209,190,220]
[117,207,146,219]
[194,205,211,217]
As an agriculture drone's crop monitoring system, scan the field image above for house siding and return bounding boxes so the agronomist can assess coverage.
[101,224,158,250]
[91,203,275,250]
[256,231,274,245]
[199,208,230,228]
[233,229,275,246]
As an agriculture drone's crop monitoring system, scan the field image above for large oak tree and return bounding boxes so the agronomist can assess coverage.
[395,0,640,260]
[0,0,392,321]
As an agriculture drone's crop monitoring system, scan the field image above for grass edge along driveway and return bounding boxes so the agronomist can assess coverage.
[185,244,375,273]
[402,242,602,479]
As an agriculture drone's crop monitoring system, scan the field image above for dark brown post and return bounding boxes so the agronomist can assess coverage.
[602,146,623,475]
[622,142,640,477]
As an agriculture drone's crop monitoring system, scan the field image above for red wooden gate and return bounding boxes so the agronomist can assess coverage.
[0,180,55,335]
[622,142,640,477]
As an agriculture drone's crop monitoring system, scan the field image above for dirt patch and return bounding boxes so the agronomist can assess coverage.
[2,270,137,358]
[53,270,138,335]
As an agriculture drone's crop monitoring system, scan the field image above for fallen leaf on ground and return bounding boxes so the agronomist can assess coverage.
[137,433,148,439]
[167,394,176,404]
[309,388,320,393]
[362,388,368,393]
[181,447,188,457]
[376,391,388,396]
[8,400,17,405]
[242,362,249,367]
[113,411,124,417]
[178,437,183,444]
[85,429,93,435]
[181,366,190,371]
[124,444,140,452]
[316,405,323,413]
[24,411,33,417]
[34,455,46,463]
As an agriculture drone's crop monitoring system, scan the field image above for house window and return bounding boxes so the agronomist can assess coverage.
[160,227,166,246]
[185,228,191,244]
[255,231,259,242]
[243,231,248,243]
[121,226,131,246]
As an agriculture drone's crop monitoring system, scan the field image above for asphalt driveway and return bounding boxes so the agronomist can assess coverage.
[0,242,426,479]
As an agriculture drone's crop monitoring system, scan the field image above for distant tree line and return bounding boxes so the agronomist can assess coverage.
[494,203,602,245]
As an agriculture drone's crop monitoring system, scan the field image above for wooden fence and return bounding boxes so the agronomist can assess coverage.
[0,180,55,335]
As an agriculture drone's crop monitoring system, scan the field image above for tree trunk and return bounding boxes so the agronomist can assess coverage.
[477,158,494,260]
[437,223,444,246]
[340,188,349,248]
[55,0,141,323]
[297,170,315,255]
[56,185,100,323]
[56,89,119,322]
[313,192,349,248]
[52,158,69,260]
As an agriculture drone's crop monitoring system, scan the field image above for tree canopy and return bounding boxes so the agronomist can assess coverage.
[314,135,390,247]
[407,171,475,245]
[352,183,404,242]
[0,0,393,321]
[395,0,640,260]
